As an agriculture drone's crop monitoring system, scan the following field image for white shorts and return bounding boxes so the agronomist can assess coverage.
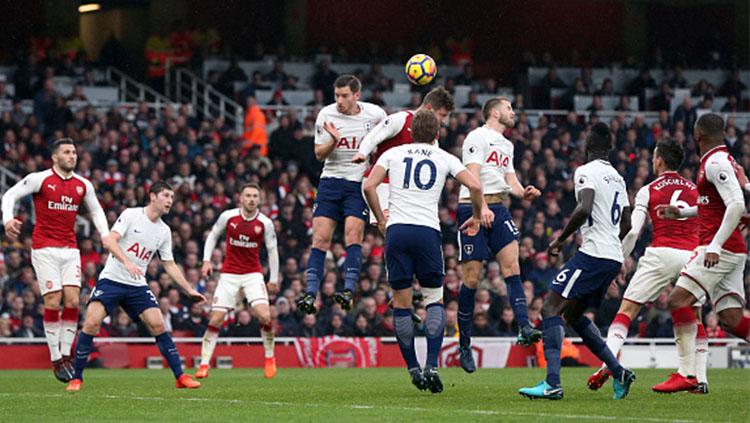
[677,246,747,313]
[31,248,81,296]
[623,247,692,305]
[364,180,390,225]
[213,273,268,310]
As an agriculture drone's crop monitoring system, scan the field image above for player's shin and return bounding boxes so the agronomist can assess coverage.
[605,312,631,361]
[671,307,698,377]
[542,316,564,387]
[425,303,445,368]
[60,307,79,357]
[200,325,221,366]
[343,244,362,293]
[261,323,275,358]
[695,322,708,384]
[43,308,62,362]
[155,333,184,379]
[457,285,476,348]
[572,317,624,379]
[73,332,94,380]
[728,315,750,342]
[394,308,419,370]
[506,275,530,328]
[304,248,326,295]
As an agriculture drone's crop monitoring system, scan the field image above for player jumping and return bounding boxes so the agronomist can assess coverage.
[653,113,749,393]
[66,182,206,391]
[519,123,636,400]
[2,138,109,383]
[456,97,542,373]
[197,183,279,379]
[588,138,710,393]
[297,75,386,313]
[364,109,487,393]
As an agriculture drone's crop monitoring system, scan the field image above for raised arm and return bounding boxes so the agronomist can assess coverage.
[353,113,405,163]
[549,188,594,256]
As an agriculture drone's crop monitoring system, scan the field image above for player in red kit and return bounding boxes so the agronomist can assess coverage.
[197,183,279,379]
[653,113,749,393]
[588,139,709,393]
[1,138,109,383]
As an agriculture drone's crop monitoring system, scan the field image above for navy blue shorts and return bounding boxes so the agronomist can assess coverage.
[457,202,520,262]
[89,278,160,320]
[313,177,368,223]
[549,252,622,309]
[385,224,444,290]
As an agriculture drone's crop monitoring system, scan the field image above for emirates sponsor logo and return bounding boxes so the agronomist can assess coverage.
[48,195,79,211]
[229,234,258,249]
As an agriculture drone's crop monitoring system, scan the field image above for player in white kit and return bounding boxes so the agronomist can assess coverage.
[2,138,109,382]
[364,109,486,393]
[297,75,386,313]
[66,182,206,391]
[196,183,279,379]
[519,123,635,401]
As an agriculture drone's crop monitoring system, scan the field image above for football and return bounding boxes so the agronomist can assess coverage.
[405,53,437,85]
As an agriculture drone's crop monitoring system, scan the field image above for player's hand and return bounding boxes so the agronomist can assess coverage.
[655,204,681,219]
[733,161,748,187]
[523,185,542,200]
[376,219,387,236]
[739,213,750,232]
[3,218,22,241]
[547,238,564,257]
[267,282,279,295]
[201,261,213,278]
[480,205,495,228]
[124,260,144,279]
[323,121,341,142]
[459,216,481,236]
[352,153,367,164]
[188,289,207,304]
[704,252,720,268]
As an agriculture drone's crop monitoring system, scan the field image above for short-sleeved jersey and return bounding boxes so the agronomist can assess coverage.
[315,102,386,182]
[633,171,698,250]
[696,145,746,253]
[375,143,466,231]
[360,110,415,178]
[1,168,106,249]
[99,208,174,287]
[574,160,630,263]
[209,208,276,275]
[459,125,514,199]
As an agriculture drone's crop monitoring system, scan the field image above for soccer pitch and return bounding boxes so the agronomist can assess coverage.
[0,368,747,422]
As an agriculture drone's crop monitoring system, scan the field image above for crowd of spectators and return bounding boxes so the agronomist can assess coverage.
[0,47,748,343]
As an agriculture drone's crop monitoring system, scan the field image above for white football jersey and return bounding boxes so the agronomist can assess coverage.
[574,159,629,263]
[375,143,466,231]
[315,102,386,182]
[99,207,174,286]
[459,125,515,199]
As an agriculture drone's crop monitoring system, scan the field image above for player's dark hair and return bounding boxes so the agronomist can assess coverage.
[51,137,75,153]
[482,96,511,121]
[240,182,262,194]
[149,181,174,197]
[411,109,440,144]
[422,87,455,112]
[695,113,724,141]
[655,138,684,171]
[334,74,361,93]
[585,122,612,156]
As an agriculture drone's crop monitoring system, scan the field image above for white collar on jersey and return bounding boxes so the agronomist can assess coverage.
[700,144,726,160]
[239,208,259,221]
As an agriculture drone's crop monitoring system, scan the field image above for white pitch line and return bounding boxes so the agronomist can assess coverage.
[0,392,725,423]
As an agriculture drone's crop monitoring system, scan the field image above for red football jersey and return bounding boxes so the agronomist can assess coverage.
[696,145,746,254]
[635,171,699,250]
[364,110,415,179]
[208,209,276,275]
[1,168,105,249]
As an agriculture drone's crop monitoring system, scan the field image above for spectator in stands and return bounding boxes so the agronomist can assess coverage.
[673,96,697,130]
[266,60,288,87]
[526,253,555,296]
[306,89,325,107]
[297,314,322,337]
[266,89,290,107]
[586,95,604,112]
[13,313,42,338]
[472,311,499,337]
[0,76,10,101]
[352,313,374,337]
[110,312,138,337]
[627,69,657,110]
[311,59,338,103]
[721,94,739,113]
[615,95,634,111]
[453,63,476,86]
[594,78,615,97]
[560,77,588,111]
[365,89,386,107]
[719,69,747,98]
[243,97,268,156]
[539,66,567,108]
[218,57,248,97]
[651,81,673,112]
[497,307,518,337]
[704,311,727,339]
[691,79,714,97]
[461,91,482,110]
[67,83,87,102]
[228,309,260,337]
[668,65,688,89]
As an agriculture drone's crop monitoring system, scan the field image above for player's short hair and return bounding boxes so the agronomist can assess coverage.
[334,74,361,93]
[51,138,75,153]
[240,182,262,194]
[585,122,612,155]
[411,109,440,144]
[655,138,684,171]
[149,181,174,197]
[482,96,511,121]
[422,87,455,112]
[695,113,724,141]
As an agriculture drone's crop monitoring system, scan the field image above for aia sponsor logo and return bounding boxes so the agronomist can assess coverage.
[126,242,153,261]
[336,137,359,149]
[486,151,509,167]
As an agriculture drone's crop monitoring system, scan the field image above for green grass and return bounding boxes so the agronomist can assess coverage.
[0,368,748,422]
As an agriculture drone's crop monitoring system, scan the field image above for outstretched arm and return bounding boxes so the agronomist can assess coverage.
[548,188,594,256]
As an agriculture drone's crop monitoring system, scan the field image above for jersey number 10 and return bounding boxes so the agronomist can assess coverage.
[402,158,437,190]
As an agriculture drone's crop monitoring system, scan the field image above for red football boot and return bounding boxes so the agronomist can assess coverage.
[652,373,697,393]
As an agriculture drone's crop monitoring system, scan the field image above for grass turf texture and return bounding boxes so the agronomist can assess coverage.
[0,368,747,422]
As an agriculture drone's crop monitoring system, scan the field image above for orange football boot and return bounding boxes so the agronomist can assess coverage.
[176,374,201,389]
[264,357,277,379]
[195,364,209,379]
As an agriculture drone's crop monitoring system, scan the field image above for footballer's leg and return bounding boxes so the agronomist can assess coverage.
[197,309,227,379]
[60,285,81,375]
[252,302,277,379]
[589,299,641,390]
[392,286,425,391]
[42,290,68,382]
[654,285,700,393]
[457,260,481,373]
[299,216,336,314]
[141,308,199,389]
[692,307,709,394]
[335,215,365,310]
[67,300,108,391]
[497,242,541,346]
[519,291,566,400]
